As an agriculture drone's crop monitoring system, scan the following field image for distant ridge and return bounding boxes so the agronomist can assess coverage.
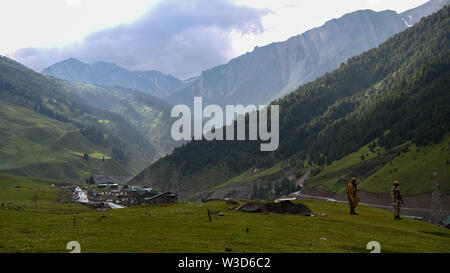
[42,58,188,99]
[167,0,449,108]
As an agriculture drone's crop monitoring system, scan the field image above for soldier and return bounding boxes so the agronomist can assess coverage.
[391,181,404,220]
[346,177,360,215]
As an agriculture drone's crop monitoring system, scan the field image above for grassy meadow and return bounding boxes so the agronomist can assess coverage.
[0,174,449,253]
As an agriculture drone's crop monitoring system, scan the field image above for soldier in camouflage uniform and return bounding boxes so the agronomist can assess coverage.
[391,181,404,220]
[346,177,360,215]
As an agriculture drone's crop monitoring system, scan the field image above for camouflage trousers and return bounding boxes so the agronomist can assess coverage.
[393,201,401,217]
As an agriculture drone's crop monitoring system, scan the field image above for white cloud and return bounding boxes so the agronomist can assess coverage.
[0,0,155,55]
[13,0,269,79]
[366,0,383,7]
[66,0,81,6]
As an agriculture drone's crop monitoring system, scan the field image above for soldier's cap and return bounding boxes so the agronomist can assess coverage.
[351,177,357,182]
[393,181,399,185]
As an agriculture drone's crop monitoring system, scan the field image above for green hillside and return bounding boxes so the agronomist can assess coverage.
[59,82,178,155]
[0,174,449,253]
[0,101,130,179]
[0,54,175,179]
[131,6,450,199]
[359,136,450,195]
[306,134,450,195]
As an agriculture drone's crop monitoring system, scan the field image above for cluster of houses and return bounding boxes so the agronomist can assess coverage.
[71,182,178,208]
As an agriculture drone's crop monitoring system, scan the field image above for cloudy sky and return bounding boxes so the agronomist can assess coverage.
[2,0,428,79]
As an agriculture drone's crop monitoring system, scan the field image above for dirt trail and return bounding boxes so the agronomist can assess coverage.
[295,168,311,187]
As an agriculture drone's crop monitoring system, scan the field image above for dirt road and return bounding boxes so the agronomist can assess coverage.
[294,192,449,222]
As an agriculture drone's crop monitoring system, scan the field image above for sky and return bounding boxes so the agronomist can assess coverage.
[1,0,429,79]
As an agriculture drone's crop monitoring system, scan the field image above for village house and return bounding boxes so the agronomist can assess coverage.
[132,187,160,203]
[97,182,119,189]
[144,192,178,205]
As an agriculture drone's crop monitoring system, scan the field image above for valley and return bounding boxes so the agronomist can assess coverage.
[0,55,179,181]
[0,0,449,255]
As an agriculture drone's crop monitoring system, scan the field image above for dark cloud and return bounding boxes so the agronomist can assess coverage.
[13,0,269,79]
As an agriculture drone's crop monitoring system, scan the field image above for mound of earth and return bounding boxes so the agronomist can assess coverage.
[236,200,312,215]
[225,200,239,205]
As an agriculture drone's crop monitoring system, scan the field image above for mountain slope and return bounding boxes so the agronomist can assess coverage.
[168,0,448,108]
[305,134,450,196]
[0,100,131,179]
[42,58,187,99]
[131,5,450,200]
[400,0,449,26]
[60,82,179,155]
[0,56,161,179]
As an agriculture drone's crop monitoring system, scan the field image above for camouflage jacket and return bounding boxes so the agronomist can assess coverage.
[391,186,403,202]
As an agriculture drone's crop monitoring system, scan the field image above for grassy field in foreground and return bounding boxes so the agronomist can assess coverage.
[1,174,449,253]
[1,200,449,253]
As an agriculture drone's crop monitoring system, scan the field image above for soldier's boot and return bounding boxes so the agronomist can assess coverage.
[350,208,358,215]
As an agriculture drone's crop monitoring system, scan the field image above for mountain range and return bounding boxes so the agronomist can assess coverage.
[131,4,450,201]
[166,0,449,108]
[42,58,189,99]
[43,1,448,110]
[400,0,449,25]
